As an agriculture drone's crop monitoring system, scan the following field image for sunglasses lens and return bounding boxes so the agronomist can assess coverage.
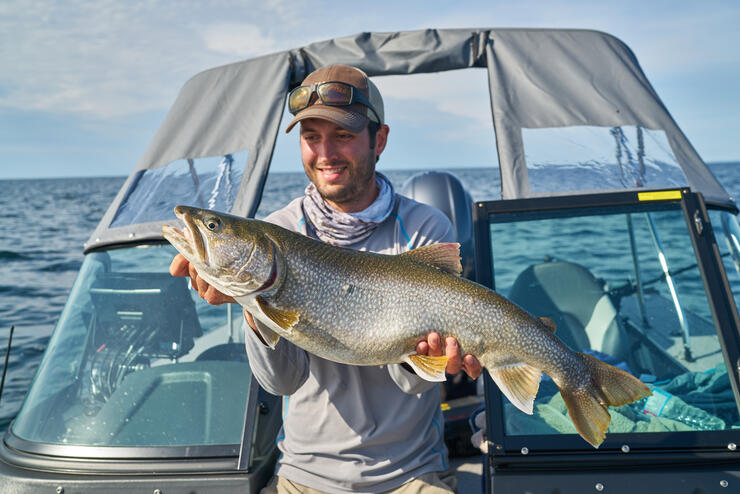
[288,86,311,113]
[318,83,352,105]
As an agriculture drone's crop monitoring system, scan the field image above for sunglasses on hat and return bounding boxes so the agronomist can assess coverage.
[288,81,381,124]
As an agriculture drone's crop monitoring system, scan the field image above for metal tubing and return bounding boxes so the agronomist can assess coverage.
[626,214,650,327]
[645,213,693,361]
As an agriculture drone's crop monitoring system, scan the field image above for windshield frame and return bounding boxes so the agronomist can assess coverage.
[473,188,740,455]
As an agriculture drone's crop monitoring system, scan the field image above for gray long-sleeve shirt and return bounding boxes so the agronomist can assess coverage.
[245,194,455,493]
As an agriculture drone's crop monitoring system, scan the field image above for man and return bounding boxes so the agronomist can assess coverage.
[170,64,481,493]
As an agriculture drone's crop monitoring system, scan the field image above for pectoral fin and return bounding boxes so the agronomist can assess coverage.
[255,297,299,332]
[404,353,449,382]
[489,362,543,415]
[253,319,281,349]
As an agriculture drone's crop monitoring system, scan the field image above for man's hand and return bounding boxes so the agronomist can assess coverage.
[169,254,236,305]
[243,309,257,330]
[416,332,482,379]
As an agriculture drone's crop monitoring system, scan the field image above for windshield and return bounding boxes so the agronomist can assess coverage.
[522,126,688,195]
[12,244,252,450]
[110,152,246,228]
[488,204,739,440]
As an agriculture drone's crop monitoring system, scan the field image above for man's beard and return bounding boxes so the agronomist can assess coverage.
[314,153,376,207]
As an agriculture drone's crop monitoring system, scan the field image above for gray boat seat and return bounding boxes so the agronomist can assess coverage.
[400,171,476,280]
[508,261,629,358]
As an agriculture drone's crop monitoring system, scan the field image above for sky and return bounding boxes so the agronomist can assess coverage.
[0,0,739,179]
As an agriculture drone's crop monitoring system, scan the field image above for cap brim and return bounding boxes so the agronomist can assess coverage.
[285,104,369,133]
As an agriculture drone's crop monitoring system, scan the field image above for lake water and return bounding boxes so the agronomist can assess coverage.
[0,163,739,432]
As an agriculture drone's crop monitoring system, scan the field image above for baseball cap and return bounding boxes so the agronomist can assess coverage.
[285,64,384,133]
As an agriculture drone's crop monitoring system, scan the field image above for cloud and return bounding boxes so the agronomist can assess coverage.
[0,0,294,119]
[200,22,278,57]
[375,69,492,127]
[1,0,738,168]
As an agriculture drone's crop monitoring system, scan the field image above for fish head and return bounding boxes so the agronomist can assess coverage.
[162,206,283,298]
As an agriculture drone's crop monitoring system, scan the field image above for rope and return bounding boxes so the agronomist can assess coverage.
[209,154,234,210]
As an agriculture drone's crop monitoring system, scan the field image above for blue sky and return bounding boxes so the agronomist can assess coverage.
[1,0,738,179]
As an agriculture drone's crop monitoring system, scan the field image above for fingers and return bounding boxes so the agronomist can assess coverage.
[428,332,442,356]
[171,255,236,305]
[169,254,190,277]
[416,340,430,355]
[418,332,483,379]
[243,308,257,330]
[463,354,483,379]
[187,262,202,294]
[416,331,441,356]
[444,336,463,374]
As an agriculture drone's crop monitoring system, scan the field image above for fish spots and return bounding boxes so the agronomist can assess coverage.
[342,283,354,295]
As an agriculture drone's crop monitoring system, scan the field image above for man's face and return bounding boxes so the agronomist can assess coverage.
[300,118,385,213]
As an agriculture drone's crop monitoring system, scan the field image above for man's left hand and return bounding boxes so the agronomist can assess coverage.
[416,332,482,379]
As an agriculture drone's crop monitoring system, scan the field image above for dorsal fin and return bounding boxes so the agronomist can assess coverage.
[401,243,462,276]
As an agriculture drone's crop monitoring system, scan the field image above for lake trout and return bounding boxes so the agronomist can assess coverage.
[162,205,651,448]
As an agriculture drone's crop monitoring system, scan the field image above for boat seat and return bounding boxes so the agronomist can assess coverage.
[508,261,629,358]
[89,272,202,359]
[400,171,476,281]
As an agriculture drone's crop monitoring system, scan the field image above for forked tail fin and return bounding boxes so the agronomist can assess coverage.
[560,353,651,448]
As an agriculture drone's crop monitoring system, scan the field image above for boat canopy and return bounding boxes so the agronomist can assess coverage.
[85,28,731,252]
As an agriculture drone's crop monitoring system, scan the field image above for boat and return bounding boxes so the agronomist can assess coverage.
[1,28,739,493]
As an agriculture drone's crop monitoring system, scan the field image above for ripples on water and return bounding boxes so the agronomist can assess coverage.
[0,177,124,429]
[0,164,738,432]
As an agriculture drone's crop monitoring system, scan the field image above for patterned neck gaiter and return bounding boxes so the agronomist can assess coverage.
[302,172,395,246]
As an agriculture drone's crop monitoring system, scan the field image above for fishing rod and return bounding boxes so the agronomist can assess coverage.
[0,326,15,404]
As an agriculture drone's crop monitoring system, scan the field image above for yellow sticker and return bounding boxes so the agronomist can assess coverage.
[440,403,451,411]
[638,190,682,201]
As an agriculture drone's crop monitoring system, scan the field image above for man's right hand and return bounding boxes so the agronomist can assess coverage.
[170,255,263,340]
[169,254,236,305]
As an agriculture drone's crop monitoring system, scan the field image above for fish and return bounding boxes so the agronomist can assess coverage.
[162,205,651,448]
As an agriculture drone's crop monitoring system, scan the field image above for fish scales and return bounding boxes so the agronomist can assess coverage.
[285,236,620,393]
[163,206,652,448]
[274,238,494,364]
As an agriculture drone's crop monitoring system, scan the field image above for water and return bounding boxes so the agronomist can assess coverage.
[0,163,738,433]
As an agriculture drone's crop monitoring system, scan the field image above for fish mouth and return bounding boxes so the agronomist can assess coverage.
[162,206,207,264]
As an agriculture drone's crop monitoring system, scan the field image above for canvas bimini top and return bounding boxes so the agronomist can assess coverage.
[84,28,731,252]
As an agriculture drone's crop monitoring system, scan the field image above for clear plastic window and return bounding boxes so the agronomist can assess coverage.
[522,126,687,194]
[710,210,740,311]
[12,245,251,449]
[489,206,739,437]
[110,152,246,228]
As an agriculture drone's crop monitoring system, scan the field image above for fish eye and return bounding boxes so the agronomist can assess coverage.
[204,217,222,232]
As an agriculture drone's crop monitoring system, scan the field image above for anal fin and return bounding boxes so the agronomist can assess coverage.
[404,353,449,382]
[489,362,543,415]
